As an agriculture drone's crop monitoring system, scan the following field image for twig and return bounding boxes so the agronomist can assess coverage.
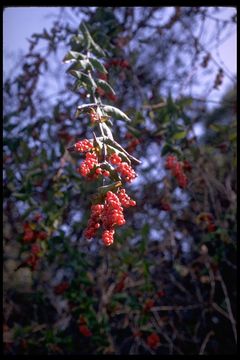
[212,302,232,322]
[199,330,214,354]
[151,304,202,312]
[217,271,237,343]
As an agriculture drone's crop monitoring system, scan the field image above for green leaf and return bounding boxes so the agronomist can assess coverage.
[101,122,113,139]
[79,22,106,57]
[177,97,193,107]
[127,125,142,137]
[67,59,93,72]
[172,131,187,140]
[79,22,91,49]
[89,57,107,74]
[96,79,115,95]
[210,124,228,132]
[63,51,85,63]
[97,181,122,195]
[90,39,106,57]
[69,70,96,89]
[161,143,182,157]
[103,105,131,122]
[229,132,236,142]
[12,192,28,200]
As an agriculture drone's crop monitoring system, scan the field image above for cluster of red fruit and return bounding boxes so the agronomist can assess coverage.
[84,190,136,246]
[54,281,70,295]
[198,213,217,233]
[165,154,189,189]
[18,213,48,270]
[125,132,140,153]
[78,152,109,179]
[78,316,92,337]
[109,153,137,182]
[96,87,117,102]
[72,139,138,246]
[75,139,93,152]
[25,243,42,270]
[105,59,130,69]
[160,202,172,211]
[20,214,47,270]
[23,222,47,243]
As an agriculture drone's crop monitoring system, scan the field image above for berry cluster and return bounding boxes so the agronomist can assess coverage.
[118,188,136,207]
[19,215,48,270]
[198,213,216,233]
[79,325,92,337]
[105,59,130,69]
[125,132,140,153]
[25,243,42,270]
[54,281,70,295]
[84,190,136,246]
[96,87,117,102]
[75,143,111,180]
[102,229,115,246]
[75,139,93,152]
[108,153,137,182]
[165,154,188,189]
[160,202,171,211]
[116,162,137,182]
[78,152,99,178]
[23,219,47,244]
[109,153,122,165]
[84,204,104,239]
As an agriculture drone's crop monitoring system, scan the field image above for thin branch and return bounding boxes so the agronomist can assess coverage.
[199,330,214,354]
[217,271,237,343]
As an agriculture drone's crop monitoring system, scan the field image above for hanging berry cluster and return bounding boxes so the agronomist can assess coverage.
[165,154,189,189]
[16,214,47,271]
[197,212,217,233]
[64,23,141,246]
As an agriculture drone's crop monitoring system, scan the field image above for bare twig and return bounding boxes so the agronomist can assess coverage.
[216,271,237,343]
[199,330,214,354]
[151,304,202,312]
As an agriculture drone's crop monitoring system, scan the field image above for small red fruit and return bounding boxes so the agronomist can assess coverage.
[147,332,160,349]
[207,223,217,233]
[143,299,155,312]
[79,325,92,337]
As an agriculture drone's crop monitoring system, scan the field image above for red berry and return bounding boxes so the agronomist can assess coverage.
[183,160,192,172]
[207,223,216,233]
[161,202,171,211]
[157,290,165,298]
[165,154,177,169]
[31,244,41,256]
[109,153,122,165]
[147,333,160,349]
[54,281,69,295]
[143,299,155,312]
[79,325,92,337]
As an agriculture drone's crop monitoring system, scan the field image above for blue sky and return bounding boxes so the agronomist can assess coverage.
[3,7,236,107]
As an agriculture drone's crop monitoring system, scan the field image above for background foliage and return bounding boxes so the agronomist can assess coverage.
[3,7,237,355]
